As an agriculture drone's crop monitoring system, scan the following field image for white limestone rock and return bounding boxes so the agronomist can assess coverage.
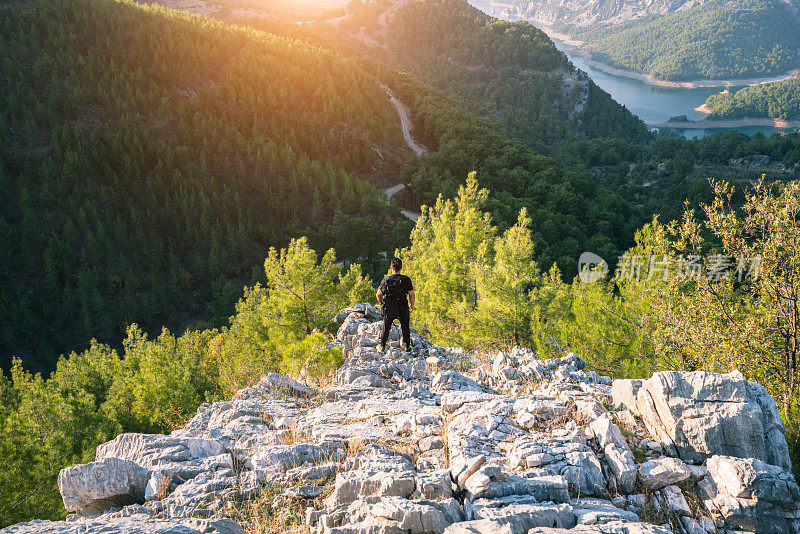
[465,473,569,503]
[443,520,513,533]
[58,458,148,514]
[631,371,792,470]
[3,515,244,534]
[571,498,639,525]
[660,485,691,517]
[610,379,642,413]
[21,306,800,534]
[469,495,576,532]
[328,470,416,507]
[637,457,691,490]
[589,415,636,494]
[94,433,225,471]
[250,441,346,482]
[341,496,462,534]
[699,455,800,533]
[527,521,672,533]
[431,371,483,394]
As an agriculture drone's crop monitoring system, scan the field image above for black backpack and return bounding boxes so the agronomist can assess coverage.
[382,275,406,304]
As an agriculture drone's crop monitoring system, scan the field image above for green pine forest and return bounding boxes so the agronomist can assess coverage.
[557,0,800,81]
[3,0,800,526]
[703,74,800,119]
[0,0,410,373]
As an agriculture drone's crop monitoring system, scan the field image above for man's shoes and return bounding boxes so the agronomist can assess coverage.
[377,345,385,354]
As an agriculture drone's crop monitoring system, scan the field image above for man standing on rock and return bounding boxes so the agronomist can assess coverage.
[376,257,415,352]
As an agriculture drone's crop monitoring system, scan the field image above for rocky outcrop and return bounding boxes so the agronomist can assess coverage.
[7,304,799,533]
[698,456,800,533]
[2,514,244,534]
[58,458,148,515]
[612,371,792,471]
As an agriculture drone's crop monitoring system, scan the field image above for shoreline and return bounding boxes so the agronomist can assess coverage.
[527,20,800,89]
[648,117,800,130]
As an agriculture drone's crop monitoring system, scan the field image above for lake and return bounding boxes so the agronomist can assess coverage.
[468,0,788,138]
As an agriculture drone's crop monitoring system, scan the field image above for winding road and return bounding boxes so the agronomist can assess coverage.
[383,87,423,222]
[387,94,425,156]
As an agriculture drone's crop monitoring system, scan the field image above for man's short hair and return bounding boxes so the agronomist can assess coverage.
[390,257,402,271]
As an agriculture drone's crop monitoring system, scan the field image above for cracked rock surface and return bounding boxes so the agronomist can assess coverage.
[8,303,800,534]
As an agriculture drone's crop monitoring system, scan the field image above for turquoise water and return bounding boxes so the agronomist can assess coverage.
[468,0,791,138]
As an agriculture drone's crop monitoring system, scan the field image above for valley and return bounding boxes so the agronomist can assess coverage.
[2,1,800,529]
[482,0,800,82]
[469,0,800,137]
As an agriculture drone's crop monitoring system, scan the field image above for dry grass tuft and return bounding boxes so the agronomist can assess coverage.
[226,482,310,534]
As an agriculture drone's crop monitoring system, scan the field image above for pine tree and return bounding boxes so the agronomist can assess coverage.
[474,207,539,348]
[262,237,342,339]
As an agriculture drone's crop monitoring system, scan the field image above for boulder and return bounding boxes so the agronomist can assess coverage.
[610,379,642,413]
[465,474,569,503]
[589,415,636,494]
[699,455,800,533]
[328,470,416,506]
[343,496,462,534]
[58,458,148,514]
[637,457,691,490]
[250,441,346,482]
[527,522,672,533]
[95,433,225,470]
[416,470,454,500]
[514,398,569,429]
[603,446,637,495]
[571,498,639,525]
[261,372,318,398]
[631,371,791,470]
[590,415,628,450]
[469,495,576,532]
[431,371,483,394]
[286,485,325,499]
[3,515,245,534]
[660,485,691,517]
[562,451,607,497]
[443,520,513,533]
[451,455,485,489]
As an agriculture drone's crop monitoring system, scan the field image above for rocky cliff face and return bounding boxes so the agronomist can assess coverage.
[5,303,800,534]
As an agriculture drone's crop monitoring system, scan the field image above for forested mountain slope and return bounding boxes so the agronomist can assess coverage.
[703,74,800,119]
[497,0,800,81]
[2,0,651,375]
[0,0,410,373]
[343,0,649,151]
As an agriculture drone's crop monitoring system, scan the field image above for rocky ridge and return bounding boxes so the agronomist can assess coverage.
[4,303,800,534]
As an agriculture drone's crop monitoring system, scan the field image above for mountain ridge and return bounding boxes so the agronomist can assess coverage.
[6,303,800,533]
[483,0,800,81]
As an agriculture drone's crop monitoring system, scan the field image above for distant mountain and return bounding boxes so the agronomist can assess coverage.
[492,0,800,81]
[491,0,711,27]
[341,0,649,150]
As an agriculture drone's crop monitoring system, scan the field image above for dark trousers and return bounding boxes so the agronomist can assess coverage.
[381,301,410,349]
